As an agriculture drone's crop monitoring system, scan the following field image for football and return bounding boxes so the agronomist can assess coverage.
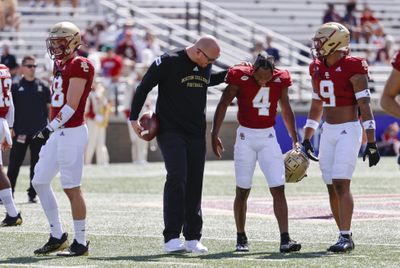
[139,111,159,141]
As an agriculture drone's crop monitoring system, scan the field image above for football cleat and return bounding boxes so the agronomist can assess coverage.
[1,213,22,227]
[327,235,355,253]
[280,239,302,253]
[28,196,38,204]
[57,239,89,257]
[235,234,249,252]
[34,233,69,255]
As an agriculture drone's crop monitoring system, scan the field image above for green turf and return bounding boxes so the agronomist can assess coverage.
[0,158,399,267]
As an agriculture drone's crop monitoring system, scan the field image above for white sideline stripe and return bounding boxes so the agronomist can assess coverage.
[2,230,400,247]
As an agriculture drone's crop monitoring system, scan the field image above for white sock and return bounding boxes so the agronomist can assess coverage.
[34,183,63,239]
[0,188,18,217]
[340,230,352,236]
[73,219,86,245]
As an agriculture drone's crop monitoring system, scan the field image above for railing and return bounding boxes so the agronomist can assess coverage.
[123,0,312,66]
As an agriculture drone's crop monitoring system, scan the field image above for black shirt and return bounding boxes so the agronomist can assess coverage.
[130,48,226,137]
[1,54,18,70]
[11,78,51,135]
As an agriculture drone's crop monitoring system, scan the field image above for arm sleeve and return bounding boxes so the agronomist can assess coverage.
[129,60,163,121]
[209,70,228,86]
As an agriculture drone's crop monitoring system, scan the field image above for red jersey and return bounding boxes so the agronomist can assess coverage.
[309,56,368,107]
[225,65,292,129]
[101,55,122,77]
[51,56,95,128]
[0,64,12,119]
[391,50,400,71]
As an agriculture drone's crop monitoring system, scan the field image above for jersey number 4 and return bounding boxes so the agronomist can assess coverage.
[319,80,336,107]
[52,76,65,107]
[0,78,12,107]
[252,87,271,116]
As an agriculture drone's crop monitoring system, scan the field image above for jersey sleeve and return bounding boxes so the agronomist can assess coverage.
[349,57,369,75]
[69,58,95,80]
[391,50,400,71]
[225,67,242,85]
[309,62,315,77]
[280,69,293,88]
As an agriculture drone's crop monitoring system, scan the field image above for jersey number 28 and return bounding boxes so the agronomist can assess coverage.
[0,78,12,107]
[52,76,65,107]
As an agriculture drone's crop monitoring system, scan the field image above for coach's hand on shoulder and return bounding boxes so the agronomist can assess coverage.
[363,142,380,167]
[33,125,53,142]
[301,139,319,162]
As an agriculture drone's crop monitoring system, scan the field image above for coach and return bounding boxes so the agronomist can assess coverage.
[8,55,51,203]
[130,35,226,253]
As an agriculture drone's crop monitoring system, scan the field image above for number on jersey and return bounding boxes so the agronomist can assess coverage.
[252,87,271,116]
[319,80,336,107]
[51,76,65,107]
[0,77,12,107]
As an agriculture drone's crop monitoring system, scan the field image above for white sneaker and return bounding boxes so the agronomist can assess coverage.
[185,240,208,253]
[164,238,185,253]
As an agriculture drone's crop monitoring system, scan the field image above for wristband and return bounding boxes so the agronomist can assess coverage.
[304,119,319,130]
[362,120,376,130]
[49,104,75,130]
[355,89,371,100]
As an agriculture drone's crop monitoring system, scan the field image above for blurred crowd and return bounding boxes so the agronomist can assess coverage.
[1,8,162,164]
[322,1,397,66]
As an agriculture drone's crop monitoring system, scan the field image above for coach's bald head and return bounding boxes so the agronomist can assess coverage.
[187,35,220,68]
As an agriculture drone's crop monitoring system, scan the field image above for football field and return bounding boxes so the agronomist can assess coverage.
[1,158,399,267]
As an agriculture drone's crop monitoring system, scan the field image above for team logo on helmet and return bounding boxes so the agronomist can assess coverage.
[312,22,350,59]
[46,21,81,60]
[284,149,310,183]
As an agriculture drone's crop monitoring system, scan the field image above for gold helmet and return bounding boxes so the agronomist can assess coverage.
[312,22,350,59]
[46,21,81,60]
[284,149,310,183]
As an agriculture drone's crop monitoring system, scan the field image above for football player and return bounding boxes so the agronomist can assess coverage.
[381,50,400,118]
[32,21,94,256]
[0,63,22,227]
[211,53,302,253]
[381,50,400,165]
[303,22,380,253]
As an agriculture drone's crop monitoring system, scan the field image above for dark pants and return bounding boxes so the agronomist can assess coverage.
[7,134,45,198]
[157,132,206,243]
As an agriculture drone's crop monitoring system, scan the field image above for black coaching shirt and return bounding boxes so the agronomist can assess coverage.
[130,48,226,137]
[11,78,51,135]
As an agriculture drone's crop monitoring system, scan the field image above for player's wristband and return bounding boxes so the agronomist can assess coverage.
[355,89,371,100]
[304,119,319,130]
[49,104,75,130]
[362,120,376,130]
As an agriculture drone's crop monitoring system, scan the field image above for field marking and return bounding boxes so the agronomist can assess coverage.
[2,230,400,248]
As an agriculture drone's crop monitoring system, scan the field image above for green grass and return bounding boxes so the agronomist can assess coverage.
[1,158,399,267]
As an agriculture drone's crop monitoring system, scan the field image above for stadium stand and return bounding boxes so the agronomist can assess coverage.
[0,0,394,115]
